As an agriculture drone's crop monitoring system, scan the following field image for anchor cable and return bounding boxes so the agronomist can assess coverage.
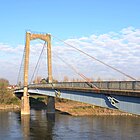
[53,51,99,90]
[52,35,137,81]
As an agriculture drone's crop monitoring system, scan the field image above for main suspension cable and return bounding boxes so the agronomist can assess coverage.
[52,35,137,81]
[53,51,99,90]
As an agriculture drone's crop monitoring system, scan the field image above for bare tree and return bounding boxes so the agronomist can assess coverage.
[33,76,42,84]
[97,77,102,82]
[63,76,69,82]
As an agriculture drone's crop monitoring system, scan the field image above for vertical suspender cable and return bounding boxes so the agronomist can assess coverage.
[29,42,46,84]
[17,46,26,86]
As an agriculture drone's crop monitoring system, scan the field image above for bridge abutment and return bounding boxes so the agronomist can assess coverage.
[47,96,55,113]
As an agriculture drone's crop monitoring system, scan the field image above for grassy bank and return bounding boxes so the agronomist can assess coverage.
[30,97,134,116]
[55,99,133,116]
[0,90,20,105]
[0,78,20,110]
[0,89,20,110]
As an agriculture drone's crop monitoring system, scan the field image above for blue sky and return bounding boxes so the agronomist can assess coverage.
[0,0,140,84]
[0,0,140,44]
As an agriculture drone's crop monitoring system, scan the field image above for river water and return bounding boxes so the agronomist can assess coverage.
[0,109,140,140]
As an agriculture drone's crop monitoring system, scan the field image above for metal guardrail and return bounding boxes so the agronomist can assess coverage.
[28,81,140,91]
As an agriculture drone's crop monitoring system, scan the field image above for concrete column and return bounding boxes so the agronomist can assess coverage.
[47,96,55,113]
[24,32,30,91]
[21,94,30,115]
[21,32,31,115]
[47,34,52,83]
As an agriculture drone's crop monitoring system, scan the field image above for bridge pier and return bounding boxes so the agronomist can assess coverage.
[47,96,55,113]
[21,87,30,115]
[21,96,30,115]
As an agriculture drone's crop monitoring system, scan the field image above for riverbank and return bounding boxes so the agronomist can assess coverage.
[0,104,20,110]
[0,98,135,116]
[55,100,133,116]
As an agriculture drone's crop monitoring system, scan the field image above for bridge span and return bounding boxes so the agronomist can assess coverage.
[15,81,140,115]
[16,31,140,116]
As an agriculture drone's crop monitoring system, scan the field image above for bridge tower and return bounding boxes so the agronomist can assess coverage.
[21,32,52,115]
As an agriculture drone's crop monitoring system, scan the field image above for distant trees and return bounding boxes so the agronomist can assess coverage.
[33,76,42,84]
[0,78,20,105]
[62,76,93,82]
[0,78,9,88]
[52,78,58,83]
[34,76,58,84]
[32,75,105,83]
[97,77,102,82]
[40,78,47,84]
[17,81,22,87]
[63,76,69,82]
[62,76,102,82]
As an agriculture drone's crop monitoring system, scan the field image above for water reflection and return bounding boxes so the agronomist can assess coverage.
[21,115,30,140]
[19,110,55,140]
[0,110,140,140]
[0,111,22,140]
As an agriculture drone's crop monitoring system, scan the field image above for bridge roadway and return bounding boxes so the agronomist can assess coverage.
[15,81,140,115]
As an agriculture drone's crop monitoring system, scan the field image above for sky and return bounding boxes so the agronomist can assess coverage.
[0,0,140,84]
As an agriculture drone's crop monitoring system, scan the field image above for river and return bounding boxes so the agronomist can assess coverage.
[0,109,140,140]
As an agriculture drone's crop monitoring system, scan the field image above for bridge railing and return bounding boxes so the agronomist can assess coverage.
[28,81,140,91]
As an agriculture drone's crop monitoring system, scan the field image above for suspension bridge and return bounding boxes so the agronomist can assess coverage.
[15,32,140,116]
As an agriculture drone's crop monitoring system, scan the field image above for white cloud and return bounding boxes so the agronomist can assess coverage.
[0,26,140,84]
[52,26,140,81]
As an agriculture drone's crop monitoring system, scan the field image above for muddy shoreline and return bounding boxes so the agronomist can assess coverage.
[55,100,134,116]
[0,104,20,110]
[0,100,137,117]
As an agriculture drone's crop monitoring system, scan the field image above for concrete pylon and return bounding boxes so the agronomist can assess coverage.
[21,32,53,115]
[21,32,31,115]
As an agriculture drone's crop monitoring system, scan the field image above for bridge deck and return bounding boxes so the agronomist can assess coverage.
[28,81,140,97]
[15,81,140,115]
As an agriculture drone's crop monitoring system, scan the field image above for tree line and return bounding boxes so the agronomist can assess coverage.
[0,78,20,105]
